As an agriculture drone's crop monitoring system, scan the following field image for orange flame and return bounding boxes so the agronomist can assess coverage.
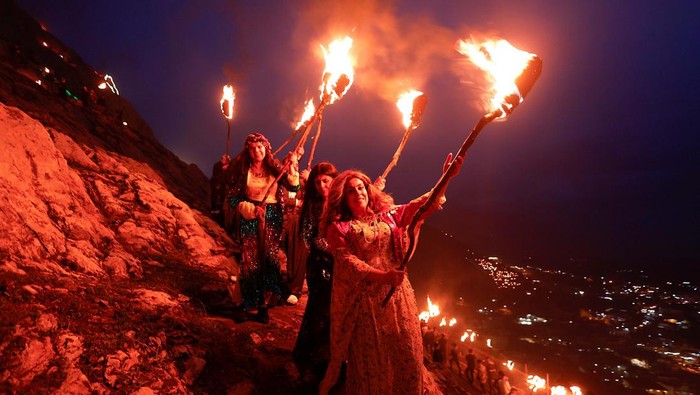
[460,332,469,342]
[396,90,423,128]
[320,37,354,104]
[439,317,447,327]
[457,38,535,117]
[526,375,546,392]
[504,360,514,371]
[448,318,457,327]
[551,386,567,395]
[570,386,583,395]
[220,84,235,119]
[295,99,315,130]
[418,296,441,323]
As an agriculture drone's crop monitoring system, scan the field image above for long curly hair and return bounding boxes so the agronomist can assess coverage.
[225,133,282,188]
[320,170,394,236]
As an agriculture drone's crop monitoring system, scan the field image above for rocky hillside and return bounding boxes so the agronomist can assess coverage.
[0,2,486,394]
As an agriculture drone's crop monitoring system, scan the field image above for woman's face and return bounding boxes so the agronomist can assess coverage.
[248,142,266,164]
[315,174,334,198]
[344,177,368,216]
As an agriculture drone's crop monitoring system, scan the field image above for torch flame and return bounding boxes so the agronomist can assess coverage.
[526,375,546,392]
[220,84,235,119]
[439,317,446,327]
[551,386,567,395]
[570,386,583,395]
[418,296,441,323]
[295,99,315,130]
[320,37,354,104]
[448,318,457,327]
[457,38,536,117]
[396,90,423,128]
[504,360,514,371]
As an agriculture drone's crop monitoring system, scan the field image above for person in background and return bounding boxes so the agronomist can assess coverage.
[465,348,476,384]
[449,342,462,374]
[281,149,308,305]
[319,153,463,395]
[225,133,299,323]
[210,153,231,228]
[496,370,512,395]
[293,162,339,384]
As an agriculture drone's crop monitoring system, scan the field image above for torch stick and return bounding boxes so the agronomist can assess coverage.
[220,84,235,156]
[306,112,323,171]
[381,93,427,180]
[256,75,350,262]
[381,54,542,307]
[226,119,231,156]
[273,126,304,157]
[381,123,415,180]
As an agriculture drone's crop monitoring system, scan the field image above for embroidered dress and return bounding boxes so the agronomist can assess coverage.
[228,169,299,309]
[321,197,436,395]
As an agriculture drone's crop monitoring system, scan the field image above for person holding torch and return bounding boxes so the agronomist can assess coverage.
[318,153,463,395]
[225,133,300,324]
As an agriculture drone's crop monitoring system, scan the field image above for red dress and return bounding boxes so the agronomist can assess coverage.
[320,195,441,395]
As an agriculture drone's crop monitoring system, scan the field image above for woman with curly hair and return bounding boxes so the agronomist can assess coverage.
[225,133,299,323]
[319,154,462,395]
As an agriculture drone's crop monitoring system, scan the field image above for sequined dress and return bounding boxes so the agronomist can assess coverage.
[228,170,298,309]
[321,199,430,395]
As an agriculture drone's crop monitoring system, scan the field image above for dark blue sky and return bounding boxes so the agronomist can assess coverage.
[18,1,700,274]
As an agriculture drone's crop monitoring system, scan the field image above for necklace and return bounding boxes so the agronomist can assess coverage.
[250,166,266,178]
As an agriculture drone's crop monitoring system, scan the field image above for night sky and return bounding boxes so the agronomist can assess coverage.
[17,1,700,276]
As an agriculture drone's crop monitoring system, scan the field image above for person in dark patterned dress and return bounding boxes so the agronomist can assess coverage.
[293,162,339,381]
[225,133,299,323]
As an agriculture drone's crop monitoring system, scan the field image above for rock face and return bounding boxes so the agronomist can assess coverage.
[0,2,261,394]
[0,3,456,394]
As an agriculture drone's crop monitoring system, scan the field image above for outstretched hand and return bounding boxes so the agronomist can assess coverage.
[442,153,463,179]
[373,177,386,192]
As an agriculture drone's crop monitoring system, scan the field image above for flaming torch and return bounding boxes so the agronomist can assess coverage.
[273,99,315,157]
[382,38,542,307]
[380,90,428,180]
[256,37,353,262]
[220,84,235,156]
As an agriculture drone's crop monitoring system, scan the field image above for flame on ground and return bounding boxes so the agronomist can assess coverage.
[396,90,423,128]
[527,375,546,392]
[320,37,354,104]
[457,38,535,117]
[220,84,235,119]
[418,296,441,323]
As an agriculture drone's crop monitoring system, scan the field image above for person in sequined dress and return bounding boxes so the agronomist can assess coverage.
[318,154,462,395]
[225,133,300,323]
[292,162,339,382]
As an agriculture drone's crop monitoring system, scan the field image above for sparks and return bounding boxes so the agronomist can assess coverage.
[457,38,537,117]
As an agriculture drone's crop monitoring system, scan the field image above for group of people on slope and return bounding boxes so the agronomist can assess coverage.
[210,132,463,394]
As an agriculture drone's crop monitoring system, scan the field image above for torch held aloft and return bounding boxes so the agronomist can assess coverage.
[380,111,500,307]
